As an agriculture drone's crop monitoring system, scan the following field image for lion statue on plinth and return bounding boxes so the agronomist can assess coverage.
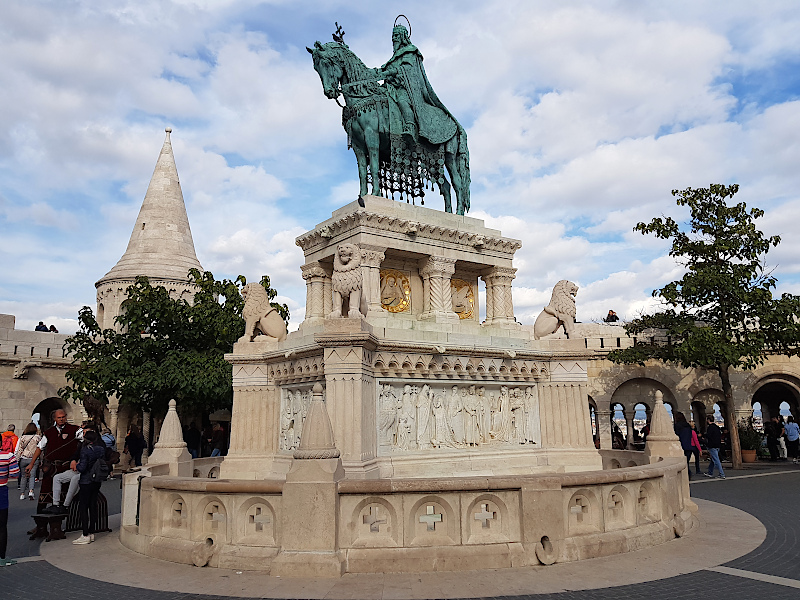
[330,243,364,319]
[238,283,288,343]
[533,280,578,339]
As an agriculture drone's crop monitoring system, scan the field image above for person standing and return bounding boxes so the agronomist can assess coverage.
[784,415,800,463]
[14,423,41,500]
[123,425,145,468]
[24,409,80,513]
[1,426,18,455]
[72,430,106,545]
[673,412,694,479]
[703,415,726,479]
[765,416,781,462]
[689,426,702,476]
[778,416,788,461]
[0,438,20,566]
[184,423,202,459]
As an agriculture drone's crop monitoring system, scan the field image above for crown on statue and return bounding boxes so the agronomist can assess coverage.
[332,22,345,43]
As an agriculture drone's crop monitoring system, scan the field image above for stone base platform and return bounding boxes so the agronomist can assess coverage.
[43,497,763,597]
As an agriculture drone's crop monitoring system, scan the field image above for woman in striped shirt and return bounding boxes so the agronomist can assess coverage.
[1,436,20,566]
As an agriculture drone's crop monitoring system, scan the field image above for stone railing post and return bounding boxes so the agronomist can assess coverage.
[419,256,458,322]
[596,409,613,450]
[301,262,328,326]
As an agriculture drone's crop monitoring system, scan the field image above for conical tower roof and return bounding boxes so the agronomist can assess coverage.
[97,128,202,286]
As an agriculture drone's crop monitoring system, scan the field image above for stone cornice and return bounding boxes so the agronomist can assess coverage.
[295,210,522,256]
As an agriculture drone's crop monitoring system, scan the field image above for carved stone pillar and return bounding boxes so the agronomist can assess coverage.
[107,403,119,443]
[360,247,386,317]
[625,412,635,450]
[482,267,517,325]
[141,410,151,464]
[483,276,495,323]
[596,409,613,450]
[419,256,458,321]
[301,262,328,326]
[323,278,333,317]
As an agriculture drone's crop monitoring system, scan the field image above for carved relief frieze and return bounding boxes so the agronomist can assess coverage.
[278,385,325,452]
[380,269,411,313]
[377,380,541,454]
[295,210,521,256]
[267,356,324,385]
[372,351,546,381]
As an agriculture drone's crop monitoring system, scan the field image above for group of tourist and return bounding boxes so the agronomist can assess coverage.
[674,412,726,480]
[33,321,58,333]
[183,422,227,458]
[763,415,800,462]
[0,409,121,567]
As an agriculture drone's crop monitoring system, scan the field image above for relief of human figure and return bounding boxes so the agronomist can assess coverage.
[379,384,401,445]
[491,386,513,443]
[462,386,480,446]
[280,402,295,450]
[525,386,541,445]
[448,385,465,444]
[416,384,434,449]
[477,386,491,443]
[510,388,528,444]
[399,385,417,449]
[431,393,458,448]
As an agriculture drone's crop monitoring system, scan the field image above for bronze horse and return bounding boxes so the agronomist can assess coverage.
[308,41,470,215]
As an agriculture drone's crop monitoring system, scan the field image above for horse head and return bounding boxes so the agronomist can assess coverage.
[308,41,345,100]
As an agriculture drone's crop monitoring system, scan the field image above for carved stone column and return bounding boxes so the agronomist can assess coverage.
[419,256,458,321]
[301,262,328,326]
[625,412,635,449]
[360,247,386,317]
[107,403,119,443]
[323,278,333,317]
[483,267,517,325]
[596,409,613,450]
[482,276,495,323]
[141,410,151,464]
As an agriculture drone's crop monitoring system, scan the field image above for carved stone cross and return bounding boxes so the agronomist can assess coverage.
[607,493,622,517]
[638,489,648,510]
[249,506,270,532]
[474,503,495,528]
[363,505,387,533]
[570,497,589,523]
[419,505,442,531]
[171,500,184,527]
[206,504,225,530]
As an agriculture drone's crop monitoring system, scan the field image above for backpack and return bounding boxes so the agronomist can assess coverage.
[89,454,110,482]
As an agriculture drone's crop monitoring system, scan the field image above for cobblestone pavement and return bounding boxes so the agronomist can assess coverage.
[3,465,799,600]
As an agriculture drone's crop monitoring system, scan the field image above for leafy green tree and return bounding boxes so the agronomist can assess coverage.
[59,269,289,418]
[608,184,800,468]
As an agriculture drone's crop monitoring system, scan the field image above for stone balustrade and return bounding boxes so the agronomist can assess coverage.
[122,456,695,573]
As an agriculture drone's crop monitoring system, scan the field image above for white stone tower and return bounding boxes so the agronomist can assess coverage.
[95,128,203,329]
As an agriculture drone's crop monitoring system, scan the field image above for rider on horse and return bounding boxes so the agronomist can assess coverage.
[377,25,461,147]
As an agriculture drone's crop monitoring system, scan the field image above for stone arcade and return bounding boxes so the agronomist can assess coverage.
[120,196,697,576]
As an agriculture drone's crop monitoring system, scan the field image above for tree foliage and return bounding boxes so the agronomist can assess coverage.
[59,269,289,416]
[608,184,800,466]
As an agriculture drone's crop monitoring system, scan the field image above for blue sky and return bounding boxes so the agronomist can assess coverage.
[2,1,800,333]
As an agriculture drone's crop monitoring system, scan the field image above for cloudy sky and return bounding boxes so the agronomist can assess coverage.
[2,0,800,334]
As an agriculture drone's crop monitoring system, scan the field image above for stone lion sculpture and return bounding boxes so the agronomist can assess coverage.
[330,243,363,319]
[237,283,288,343]
[533,280,578,339]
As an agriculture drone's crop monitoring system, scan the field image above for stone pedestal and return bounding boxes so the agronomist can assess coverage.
[148,399,192,477]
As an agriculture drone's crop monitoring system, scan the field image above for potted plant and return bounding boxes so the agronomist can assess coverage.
[738,417,763,463]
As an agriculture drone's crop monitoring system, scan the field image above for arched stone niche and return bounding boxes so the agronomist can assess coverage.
[407,494,459,547]
[604,485,634,531]
[346,496,400,548]
[237,497,278,546]
[566,488,600,535]
[637,481,660,524]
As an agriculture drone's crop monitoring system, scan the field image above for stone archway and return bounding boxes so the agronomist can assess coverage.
[31,397,70,430]
[609,378,677,449]
[752,381,799,423]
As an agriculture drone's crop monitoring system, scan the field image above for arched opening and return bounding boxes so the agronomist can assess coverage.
[31,397,69,430]
[611,402,626,449]
[751,401,763,432]
[97,303,105,329]
[690,401,707,433]
[588,398,598,448]
[753,381,799,425]
[632,402,648,449]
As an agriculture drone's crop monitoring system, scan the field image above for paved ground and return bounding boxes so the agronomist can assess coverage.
[3,463,800,599]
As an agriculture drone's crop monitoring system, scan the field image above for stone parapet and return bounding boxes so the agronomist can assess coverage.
[122,456,695,574]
